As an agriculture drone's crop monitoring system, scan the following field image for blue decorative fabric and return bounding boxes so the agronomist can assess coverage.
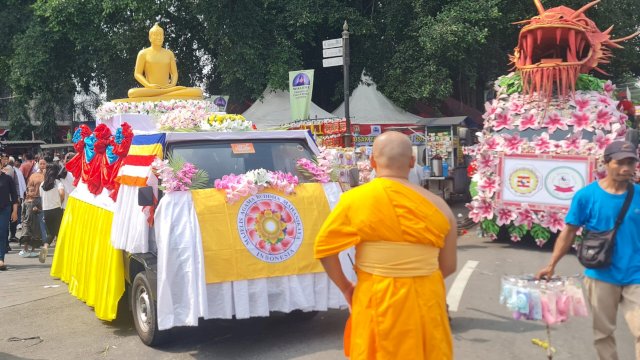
[115,128,123,145]
[84,135,97,163]
[106,145,118,164]
[72,128,82,144]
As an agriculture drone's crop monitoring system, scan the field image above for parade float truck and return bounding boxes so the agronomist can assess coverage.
[465,0,639,245]
[50,102,354,346]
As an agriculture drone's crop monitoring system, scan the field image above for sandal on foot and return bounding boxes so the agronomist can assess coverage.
[39,247,48,263]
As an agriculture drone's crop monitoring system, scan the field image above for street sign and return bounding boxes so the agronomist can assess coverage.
[323,47,343,58]
[322,56,344,68]
[322,38,343,49]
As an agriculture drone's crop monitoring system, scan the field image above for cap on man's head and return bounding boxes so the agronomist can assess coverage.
[604,141,639,161]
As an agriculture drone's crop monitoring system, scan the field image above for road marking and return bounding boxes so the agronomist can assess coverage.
[446,260,479,312]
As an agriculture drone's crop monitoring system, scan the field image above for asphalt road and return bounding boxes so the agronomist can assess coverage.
[0,230,635,360]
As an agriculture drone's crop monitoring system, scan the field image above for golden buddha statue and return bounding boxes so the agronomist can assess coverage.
[114,23,203,102]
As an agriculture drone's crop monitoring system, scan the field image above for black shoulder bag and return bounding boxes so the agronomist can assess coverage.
[577,182,634,269]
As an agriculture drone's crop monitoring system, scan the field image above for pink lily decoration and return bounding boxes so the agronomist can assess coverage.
[593,130,615,151]
[482,136,501,152]
[603,80,615,95]
[532,133,552,153]
[466,198,494,223]
[513,206,535,229]
[597,95,613,107]
[518,112,538,131]
[493,112,514,131]
[478,176,501,197]
[484,101,499,119]
[618,113,629,125]
[509,101,525,114]
[477,152,496,172]
[495,207,516,226]
[543,211,565,233]
[571,96,591,112]
[594,108,613,130]
[501,133,525,154]
[563,131,586,152]
[542,111,568,133]
[568,111,592,132]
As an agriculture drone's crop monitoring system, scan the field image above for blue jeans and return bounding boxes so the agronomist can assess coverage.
[38,212,48,243]
[0,205,11,261]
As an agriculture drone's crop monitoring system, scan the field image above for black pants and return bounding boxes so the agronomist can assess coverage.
[43,208,63,245]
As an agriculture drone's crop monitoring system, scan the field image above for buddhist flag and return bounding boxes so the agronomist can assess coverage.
[116,133,165,187]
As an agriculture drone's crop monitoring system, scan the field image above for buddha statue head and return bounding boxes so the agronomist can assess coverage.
[149,23,164,48]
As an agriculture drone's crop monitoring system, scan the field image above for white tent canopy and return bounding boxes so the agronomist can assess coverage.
[333,74,425,124]
[242,88,334,129]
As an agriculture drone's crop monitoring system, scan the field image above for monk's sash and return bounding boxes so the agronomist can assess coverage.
[355,240,439,277]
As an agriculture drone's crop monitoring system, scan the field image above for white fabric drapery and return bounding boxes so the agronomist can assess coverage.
[155,183,355,330]
[155,191,209,330]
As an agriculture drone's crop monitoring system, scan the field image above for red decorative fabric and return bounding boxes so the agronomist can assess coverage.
[107,123,134,201]
[66,125,93,187]
[68,122,137,198]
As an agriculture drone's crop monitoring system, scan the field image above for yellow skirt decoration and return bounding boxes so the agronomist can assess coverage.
[50,197,124,321]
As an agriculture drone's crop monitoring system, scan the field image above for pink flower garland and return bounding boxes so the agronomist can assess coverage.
[153,159,200,192]
[296,158,330,183]
[214,169,299,204]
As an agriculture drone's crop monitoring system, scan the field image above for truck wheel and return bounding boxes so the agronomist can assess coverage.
[286,310,319,321]
[131,272,167,346]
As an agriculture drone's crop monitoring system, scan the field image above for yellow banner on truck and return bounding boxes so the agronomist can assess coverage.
[191,184,330,284]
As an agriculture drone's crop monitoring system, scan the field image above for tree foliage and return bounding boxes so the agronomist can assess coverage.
[0,0,639,140]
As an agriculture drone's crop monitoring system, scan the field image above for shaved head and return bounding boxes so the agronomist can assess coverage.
[371,131,414,177]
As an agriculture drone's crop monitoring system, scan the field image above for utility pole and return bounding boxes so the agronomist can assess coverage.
[342,20,351,147]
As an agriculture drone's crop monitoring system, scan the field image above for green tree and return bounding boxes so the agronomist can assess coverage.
[2,0,639,142]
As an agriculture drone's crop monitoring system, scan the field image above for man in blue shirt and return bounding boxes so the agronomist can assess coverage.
[537,141,640,360]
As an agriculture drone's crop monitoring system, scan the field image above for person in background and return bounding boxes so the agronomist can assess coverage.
[314,131,458,359]
[38,163,65,263]
[27,158,47,245]
[19,185,42,258]
[20,153,36,181]
[0,164,19,270]
[59,152,76,209]
[8,156,26,241]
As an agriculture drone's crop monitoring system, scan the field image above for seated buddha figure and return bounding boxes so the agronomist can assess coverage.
[123,23,203,101]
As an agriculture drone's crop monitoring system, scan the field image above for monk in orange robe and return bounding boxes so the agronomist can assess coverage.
[315,131,458,359]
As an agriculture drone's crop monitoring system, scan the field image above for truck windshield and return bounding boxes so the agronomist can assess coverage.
[169,140,315,186]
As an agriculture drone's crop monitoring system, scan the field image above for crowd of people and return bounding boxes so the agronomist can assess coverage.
[0,151,76,270]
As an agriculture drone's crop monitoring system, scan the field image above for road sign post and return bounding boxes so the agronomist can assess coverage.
[342,21,351,147]
[322,21,352,147]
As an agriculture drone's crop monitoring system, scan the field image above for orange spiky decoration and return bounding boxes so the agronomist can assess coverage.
[510,0,639,99]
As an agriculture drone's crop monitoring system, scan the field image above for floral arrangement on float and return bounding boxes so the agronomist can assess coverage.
[464,0,640,247]
[152,155,209,192]
[96,99,255,132]
[214,169,299,203]
[465,78,629,246]
[96,100,212,122]
[151,150,341,203]
[201,114,254,132]
[295,147,337,183]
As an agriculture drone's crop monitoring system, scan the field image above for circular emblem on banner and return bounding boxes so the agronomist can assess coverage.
[213,96,227,107]
[507,167,542,197]
[237,193,304,263]
[292,73,311,87]
[545,166,585,200]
